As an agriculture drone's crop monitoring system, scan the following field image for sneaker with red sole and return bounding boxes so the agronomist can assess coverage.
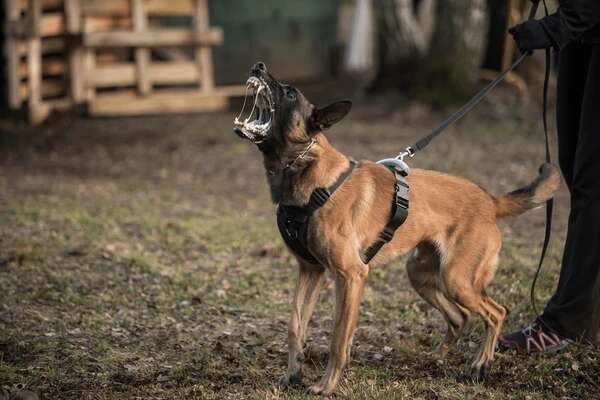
[497,319,572,354]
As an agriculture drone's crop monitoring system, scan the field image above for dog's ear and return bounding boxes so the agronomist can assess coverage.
[309,100,352,132]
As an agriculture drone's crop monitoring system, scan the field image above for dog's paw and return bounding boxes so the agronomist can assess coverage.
[468,362,490,381]
[280,372,303,388]
[307,383,336,397]
[307,384,325,395]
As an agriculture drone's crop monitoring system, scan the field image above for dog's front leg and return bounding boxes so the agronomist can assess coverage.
[281,261,325,387]
[309,264,367,395]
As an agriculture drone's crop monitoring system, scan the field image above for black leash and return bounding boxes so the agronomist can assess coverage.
[530,0,553,322]
[399,1,541,159]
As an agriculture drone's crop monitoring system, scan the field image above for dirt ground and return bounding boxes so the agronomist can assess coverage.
[1,99,598,399]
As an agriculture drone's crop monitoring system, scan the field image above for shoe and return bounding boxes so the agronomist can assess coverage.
[497,319,571,354]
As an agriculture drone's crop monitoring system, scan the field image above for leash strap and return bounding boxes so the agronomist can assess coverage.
[531,0,553,319]
[404,1,541,157]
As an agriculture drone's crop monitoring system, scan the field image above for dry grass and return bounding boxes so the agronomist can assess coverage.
[1,104,598,399]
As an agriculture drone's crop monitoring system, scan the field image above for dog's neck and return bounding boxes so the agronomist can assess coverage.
[266,133,350,206]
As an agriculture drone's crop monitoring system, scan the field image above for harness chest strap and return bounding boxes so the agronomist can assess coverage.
[276,160,357,264]
[276,160,409,265]
[361,166,409,264]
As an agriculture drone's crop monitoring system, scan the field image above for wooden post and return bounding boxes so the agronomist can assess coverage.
[502,0,519,71]
[193,0,215,93]
[27,0,49,124]
[83,48,96,101]
[6,0,22,109]
[66,0,84,103]
[132,0,151,96]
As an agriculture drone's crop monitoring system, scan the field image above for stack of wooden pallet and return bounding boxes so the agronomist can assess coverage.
[4,0,244,124]
[5,0,70,123]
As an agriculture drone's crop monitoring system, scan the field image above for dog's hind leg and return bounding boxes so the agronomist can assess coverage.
[475,296,507,375]
[406,242,469,358]
[434,293,470,357]
[281,261,325,387]
[309,262,367,396]
[461,295,506,379]
[442,239,506,379]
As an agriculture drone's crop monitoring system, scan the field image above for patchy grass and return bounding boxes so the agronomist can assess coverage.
[0,107,598,399]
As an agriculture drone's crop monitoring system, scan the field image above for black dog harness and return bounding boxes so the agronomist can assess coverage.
[277,159,409,265]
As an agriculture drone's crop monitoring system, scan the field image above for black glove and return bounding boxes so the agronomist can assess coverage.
[509,20,554,53]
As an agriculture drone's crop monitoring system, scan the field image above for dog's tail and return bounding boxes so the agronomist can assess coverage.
[494,163,561,218]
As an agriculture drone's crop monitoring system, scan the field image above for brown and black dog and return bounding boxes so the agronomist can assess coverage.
[233,62,560,395]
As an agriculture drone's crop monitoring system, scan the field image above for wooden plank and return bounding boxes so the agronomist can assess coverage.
[81,0,194,16]
[7,0,22,108]
[13,12,67,38]
[83,28,223,47]
[95,52,123,65]
[146,0,193,16]
[66,0,85,103]
[215,85,248,97]
[87,63,135,87]
[88,62,199,87]
[27,0,50,124]
[89,90,228,116]
[27,0,42,36]
[83,48,96,100]
[193,0,214,92]
[132,0,151,96]
[150,62,198,84]
[11,0,65,19]
[65,0,82,34]
[18,36,66,54]
[20,80,66,98]
[45,97,73,111]
[19,58,66,77]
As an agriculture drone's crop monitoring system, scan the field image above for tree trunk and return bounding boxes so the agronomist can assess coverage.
[373,0,489,104]
[420,0,489,104]
[378,0,435,61]
[371,0,436,89]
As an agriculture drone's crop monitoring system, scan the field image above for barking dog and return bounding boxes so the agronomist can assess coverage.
[233,62,560,395]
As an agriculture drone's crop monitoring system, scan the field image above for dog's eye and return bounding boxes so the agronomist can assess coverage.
[285,88,296,101]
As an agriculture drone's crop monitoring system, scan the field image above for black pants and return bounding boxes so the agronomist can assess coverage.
[540,42,600,341]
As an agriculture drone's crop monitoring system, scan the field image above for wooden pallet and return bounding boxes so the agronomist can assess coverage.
[5,0,72,123]
[4,0,245,123]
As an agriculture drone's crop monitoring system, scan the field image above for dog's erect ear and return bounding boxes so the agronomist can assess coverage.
[310,100,352,132]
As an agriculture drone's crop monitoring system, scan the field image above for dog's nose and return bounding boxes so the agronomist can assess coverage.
[250,62,267,75]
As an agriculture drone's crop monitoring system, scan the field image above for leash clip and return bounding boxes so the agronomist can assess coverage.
[396,146,415,161]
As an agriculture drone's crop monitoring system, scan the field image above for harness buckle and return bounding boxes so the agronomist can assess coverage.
[310,188,331,208]
[396,196,409,209]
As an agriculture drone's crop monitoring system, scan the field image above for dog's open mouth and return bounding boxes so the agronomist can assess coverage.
[233,76,274,143]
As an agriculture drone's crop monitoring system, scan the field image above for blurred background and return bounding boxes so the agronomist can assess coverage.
[4,2,596,400]
[0,0,555,122]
